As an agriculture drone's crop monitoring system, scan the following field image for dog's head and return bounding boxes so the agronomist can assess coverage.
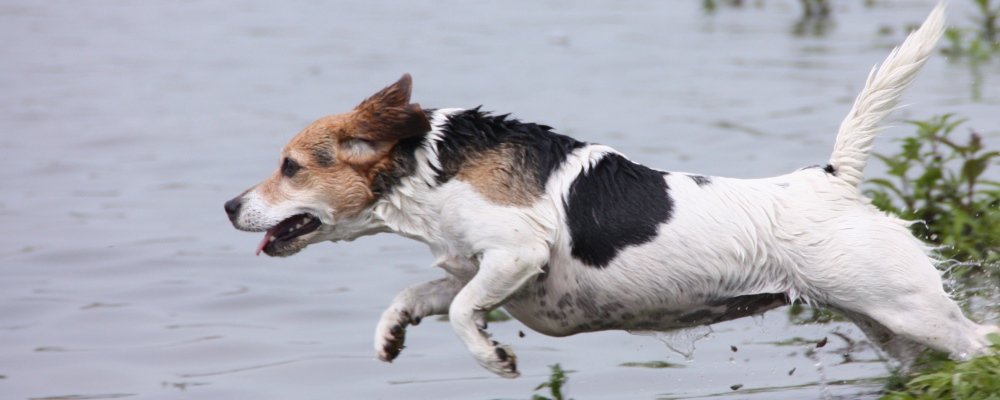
[224,74,431,257]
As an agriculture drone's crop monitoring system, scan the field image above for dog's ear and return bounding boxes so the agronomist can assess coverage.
[356,73,413,111]
[352,74,430,141]
[338,74,430,167]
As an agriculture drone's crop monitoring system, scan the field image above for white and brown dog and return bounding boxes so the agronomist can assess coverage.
[225,4,997,378]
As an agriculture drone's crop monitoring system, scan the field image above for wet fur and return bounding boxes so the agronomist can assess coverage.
[226,4,998,379]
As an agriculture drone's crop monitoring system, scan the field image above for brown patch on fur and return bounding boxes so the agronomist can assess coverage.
[457,145,542,207]
[250,74,431,219]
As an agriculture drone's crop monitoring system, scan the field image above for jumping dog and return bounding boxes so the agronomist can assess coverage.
[225,3,997,378]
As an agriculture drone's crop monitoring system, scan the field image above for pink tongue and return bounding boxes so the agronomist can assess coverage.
[256,229,277,256]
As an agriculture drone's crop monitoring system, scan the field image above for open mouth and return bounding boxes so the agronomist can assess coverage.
[256,213,322,256]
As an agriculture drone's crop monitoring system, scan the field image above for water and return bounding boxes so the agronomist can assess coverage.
[1,1,997,399]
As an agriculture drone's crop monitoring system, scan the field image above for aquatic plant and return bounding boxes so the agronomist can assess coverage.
[939,0,1000,100]
[881,334,1000,399]
[865,114,1000,269]
[532,364,571,400]
[973,0,1000,44]
[799,0,831,18]
[866,115,1000,398]
[940,0,1000,57]
[486,309,513,322]
[787,302,844,325]
[701,0,747,13]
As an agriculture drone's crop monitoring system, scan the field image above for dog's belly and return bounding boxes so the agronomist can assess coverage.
[503,282,788,337]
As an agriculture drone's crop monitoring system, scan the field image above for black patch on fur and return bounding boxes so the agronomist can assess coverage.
[688,174,711,186]
[556,293,573,310]
[801,164,837,175]
[709,293,788,321]
[677,309,716,323]
[312,147,335,167]
[433,108,584,189]
[371,136,423,198]
[495,347,508,361]
[536,263,549,282]
[564,154,673,268]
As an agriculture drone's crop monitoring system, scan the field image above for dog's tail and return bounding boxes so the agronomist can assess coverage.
[828,3,946,187]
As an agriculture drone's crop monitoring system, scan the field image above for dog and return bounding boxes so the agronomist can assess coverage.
[224,3,997,378]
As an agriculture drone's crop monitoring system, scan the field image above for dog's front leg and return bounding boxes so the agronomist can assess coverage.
[449,248,546,378]
[375,277,464,362]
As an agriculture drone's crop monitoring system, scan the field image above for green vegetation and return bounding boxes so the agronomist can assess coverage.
[881,334,1000,399]
[865,114,1000,269]
[532,364,571,400]
[485,309,513,322]
[787,302,845,325]
[866,115,1000,399]
[942,26,997,62]
[939,0,1000,100]
[942,0,1000,59]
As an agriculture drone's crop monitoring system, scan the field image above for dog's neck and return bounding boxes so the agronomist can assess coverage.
[370,108,465,247]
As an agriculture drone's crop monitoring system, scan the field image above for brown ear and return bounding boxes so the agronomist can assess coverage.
[338,103,430,167]
[353,102,429,141]
[338,74,431,167]
[356,73,414,112]
[350,74,430,142]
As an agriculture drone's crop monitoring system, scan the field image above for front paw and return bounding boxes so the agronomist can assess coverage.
[374,310,418,362]
[477,341,520,378]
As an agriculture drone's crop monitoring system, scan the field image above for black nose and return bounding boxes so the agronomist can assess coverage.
[224,197,243,222]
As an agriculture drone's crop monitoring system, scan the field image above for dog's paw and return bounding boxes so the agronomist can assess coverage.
[376,322,406,362]
[477,341,519,378]
[374,310,419,362]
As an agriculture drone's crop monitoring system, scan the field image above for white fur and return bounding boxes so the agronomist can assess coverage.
[830,3,946,187]
[338,138,379,160]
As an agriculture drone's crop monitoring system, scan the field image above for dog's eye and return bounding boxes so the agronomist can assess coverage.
[281,157,301,178]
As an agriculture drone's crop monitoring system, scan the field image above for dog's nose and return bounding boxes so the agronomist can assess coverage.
[224,197,243,222]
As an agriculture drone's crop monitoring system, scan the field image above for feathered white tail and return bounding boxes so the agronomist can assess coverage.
[828,3,946,187]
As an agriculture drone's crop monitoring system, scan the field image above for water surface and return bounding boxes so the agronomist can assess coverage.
[1,1,997,399]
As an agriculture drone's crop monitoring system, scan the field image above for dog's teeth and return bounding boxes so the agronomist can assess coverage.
[269,237,275,242]
[295,223,302,229]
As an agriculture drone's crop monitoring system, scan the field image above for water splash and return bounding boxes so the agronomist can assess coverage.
[939,258,1000,324]
[805,341,833,400]
[628,326,713,360]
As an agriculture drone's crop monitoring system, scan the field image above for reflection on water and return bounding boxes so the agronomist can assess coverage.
[1,1,997,399]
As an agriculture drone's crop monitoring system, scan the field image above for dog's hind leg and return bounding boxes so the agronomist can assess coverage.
[375,277,464,362]
[851,290,996,361]
[810,228,998,363]
[838,308,927,374]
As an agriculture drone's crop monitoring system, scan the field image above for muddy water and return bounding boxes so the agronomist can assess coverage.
[1,1,997,399]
